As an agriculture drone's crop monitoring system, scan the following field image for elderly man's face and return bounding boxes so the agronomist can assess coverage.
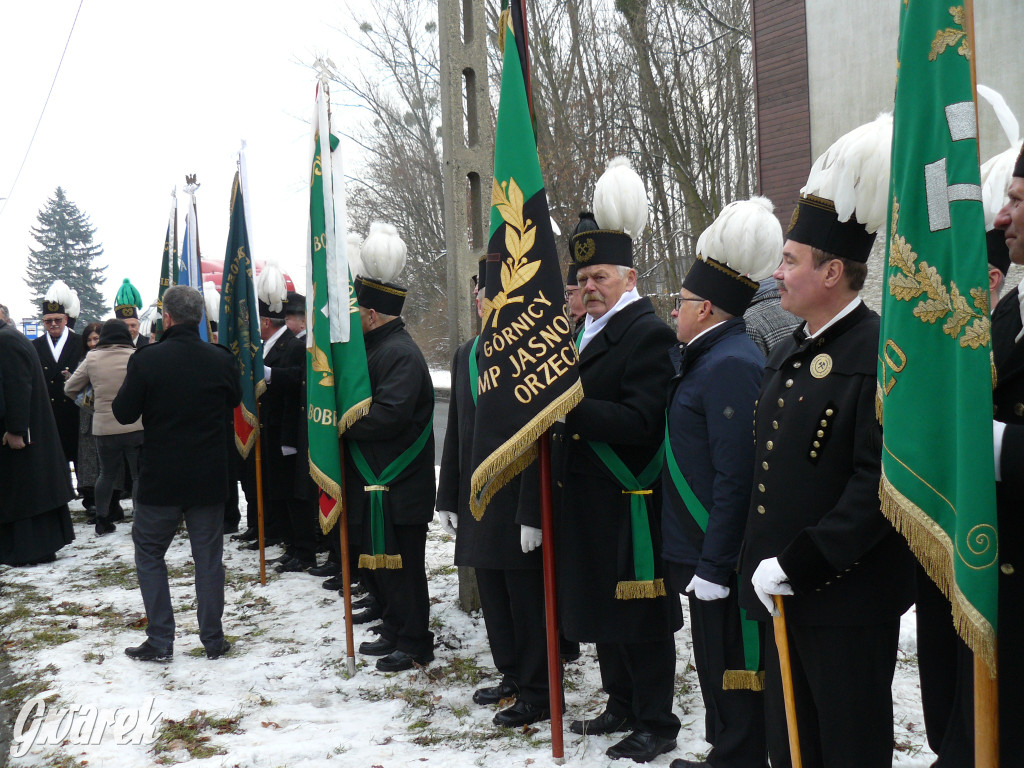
[125,317,140,339]
[577,265,636,320]
[996,177,1024,265]
[42,313,67,339]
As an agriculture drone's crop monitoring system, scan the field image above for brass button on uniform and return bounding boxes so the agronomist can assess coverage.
[762,461,769,470]
[1015,403,1024,417]
[826,408,834,416]
[772,420,779,430]
[817,430,824,438]
[1001,563,1015,575]
[810,451,818,458]
[820,420,827,427]
[572,434,580,441]
[556,480,563,488]
[766,440,774,450]
[757,505,766,515]
[813,441,820,448]
[758,483,765,492]
[785,379,794,388]
[793,361,802,368]
[777,398,785,407]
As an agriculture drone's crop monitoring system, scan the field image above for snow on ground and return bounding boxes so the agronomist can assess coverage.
[429,370,451,393]
[1,485,934,767]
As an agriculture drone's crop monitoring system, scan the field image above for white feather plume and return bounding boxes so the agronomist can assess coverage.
[346,232,365,279]
[256,260,288,313]
[978,85,1022,231]
[66,287,81,319]
[695,196,782,282]
[801,113,893,234]
[593,156,649,238]
[360,222,407,283]
[44,280,76,313]
[203,281,221,325]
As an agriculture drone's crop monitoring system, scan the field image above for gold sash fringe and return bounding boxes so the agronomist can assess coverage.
[722,670,765,692]
[358,553,404,570]
[614,578,666,600]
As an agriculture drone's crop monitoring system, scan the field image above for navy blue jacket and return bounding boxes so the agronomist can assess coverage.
[662,317,764,586]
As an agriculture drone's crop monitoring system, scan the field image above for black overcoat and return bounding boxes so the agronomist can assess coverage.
[112,323,241,507]
[344,319,435,527]
[260,329,305,501]
[436,337,538,570]
[541,298,681,643]
[32,328,82,463]
[738,302,913,624]
[0,320,76,522]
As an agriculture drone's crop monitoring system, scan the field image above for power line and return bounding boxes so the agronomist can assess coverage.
[0,0,85,220]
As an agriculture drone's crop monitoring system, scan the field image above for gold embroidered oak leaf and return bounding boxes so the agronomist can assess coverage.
[492,178,526,235]
[950,6,965,26]
[970,287,990,317]
[311,345,334,387]
[915,263,947,302]
[889,272,922,301]
[943,283,973,339]
[915,298,952,324]
[960,317,991,350]
[929,7,969,61]
[503,256,540,294]
[889,234,917,276]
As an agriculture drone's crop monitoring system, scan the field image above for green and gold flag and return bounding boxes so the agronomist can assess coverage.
[220,168,264,458]
[306,82,372,534]
[153,192,177,338]
[878,0,997,672]
[468,1,583,519]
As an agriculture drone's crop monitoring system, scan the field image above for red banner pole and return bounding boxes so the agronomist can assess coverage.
[539,430,564,763]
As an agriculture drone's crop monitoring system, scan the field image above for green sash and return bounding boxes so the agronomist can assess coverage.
[576,327,584,349]
[587,440,666,600]
[350,415,434,570]
[468,337,480,405]
[664,423,764,691]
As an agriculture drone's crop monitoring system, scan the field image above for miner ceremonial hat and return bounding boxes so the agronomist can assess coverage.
[355,222,408,315]
[570,158,648,269]
[477,253,487,292]
[683,197,783,316]
[1015,142,1024,179]
[256,260,288,319]
[787,113,892,263]
[114,278,143,320]
[987,229,1011,276]
[285,291,306,315]
[42,280,74,316]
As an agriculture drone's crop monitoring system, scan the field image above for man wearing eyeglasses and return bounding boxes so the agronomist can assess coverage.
[32,283,83,480]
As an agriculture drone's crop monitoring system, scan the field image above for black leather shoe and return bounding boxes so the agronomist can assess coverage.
[231,527,258,542]
[351,605,383,624]
[605,731,676,762]
[473,681,519,706]
[493,700,550,727]
[125,641,172,662]
[358,637,397,656]
[322,574,346,590]
[267,553,292,565]
[376,649,433,672]
[245,537,282,550]
[351,581,368,597]
[309,561,340,577]
[670,759,709,768]
[352,594,377,610]
[569,710,635,736]
[275,557,315,573]
[95,519,116,536]
[223,523,239,535]
[206,641,232,659]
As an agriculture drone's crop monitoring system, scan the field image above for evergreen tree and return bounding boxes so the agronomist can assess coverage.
[25,187,107,322]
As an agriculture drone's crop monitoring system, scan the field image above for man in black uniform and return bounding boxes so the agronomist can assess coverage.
[739,126,914,765]
[344,223,436,672]
[32,281,82,481]
[548,158,680,763]
[436,255,549,726]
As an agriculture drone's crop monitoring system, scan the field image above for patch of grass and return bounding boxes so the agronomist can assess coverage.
[423,654,487,687]
[428,564,457,578]
[0,673,56,706]
[166,563,195,581]
[21,627,77,651]
[151,709,241,763]
[87,561,139,590]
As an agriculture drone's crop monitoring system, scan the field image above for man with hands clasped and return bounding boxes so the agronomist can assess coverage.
[661,197,781,768]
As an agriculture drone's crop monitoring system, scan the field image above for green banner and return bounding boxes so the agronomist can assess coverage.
[153,198,176,338]
[219,171,264,458]
[879,0,997,673]
[307,128,372,534]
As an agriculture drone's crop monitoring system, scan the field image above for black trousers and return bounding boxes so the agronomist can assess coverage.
[763,618,899,768]
[665,562,768,768]
[595,637,680,739]
[476,567,549,706]
[371,523,433,659]
[285,496,317,563]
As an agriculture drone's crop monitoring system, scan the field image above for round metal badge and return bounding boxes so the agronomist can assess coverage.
[810,353,833,379]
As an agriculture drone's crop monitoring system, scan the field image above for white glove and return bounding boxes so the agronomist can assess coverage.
[685,575,729,601]
[751,557,793,616]
[521,525,542,553]
[437,510,458,535]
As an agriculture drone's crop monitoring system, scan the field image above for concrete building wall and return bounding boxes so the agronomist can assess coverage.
[805,2,1024,161]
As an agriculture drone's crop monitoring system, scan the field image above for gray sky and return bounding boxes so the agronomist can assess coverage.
[0,0,364,325]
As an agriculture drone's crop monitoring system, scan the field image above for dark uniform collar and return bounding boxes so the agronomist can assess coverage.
[363,316,406,350]
[676,317,746,375]
[793,300,870,351]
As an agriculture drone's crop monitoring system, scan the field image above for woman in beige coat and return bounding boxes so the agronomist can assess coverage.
[65,319,142,535]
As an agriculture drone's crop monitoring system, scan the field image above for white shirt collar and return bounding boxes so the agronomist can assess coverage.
[263,324,289,356]
[806,297,862,340]
[47,325,69,361]
[1015,275,1024,344]
[683,319,728,348]
[578,288,642,352]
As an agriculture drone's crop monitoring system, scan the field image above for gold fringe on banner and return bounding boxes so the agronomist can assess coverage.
[358,553,403,570]
[469,380,583,520]
[337,397,372,436]
[879,473,996,677]
[497,8,511,53]
[614,578,666,600]
[234,379,267,458]
[311,458,344,535]
[874,381,884,427]
[722,670,765,692]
